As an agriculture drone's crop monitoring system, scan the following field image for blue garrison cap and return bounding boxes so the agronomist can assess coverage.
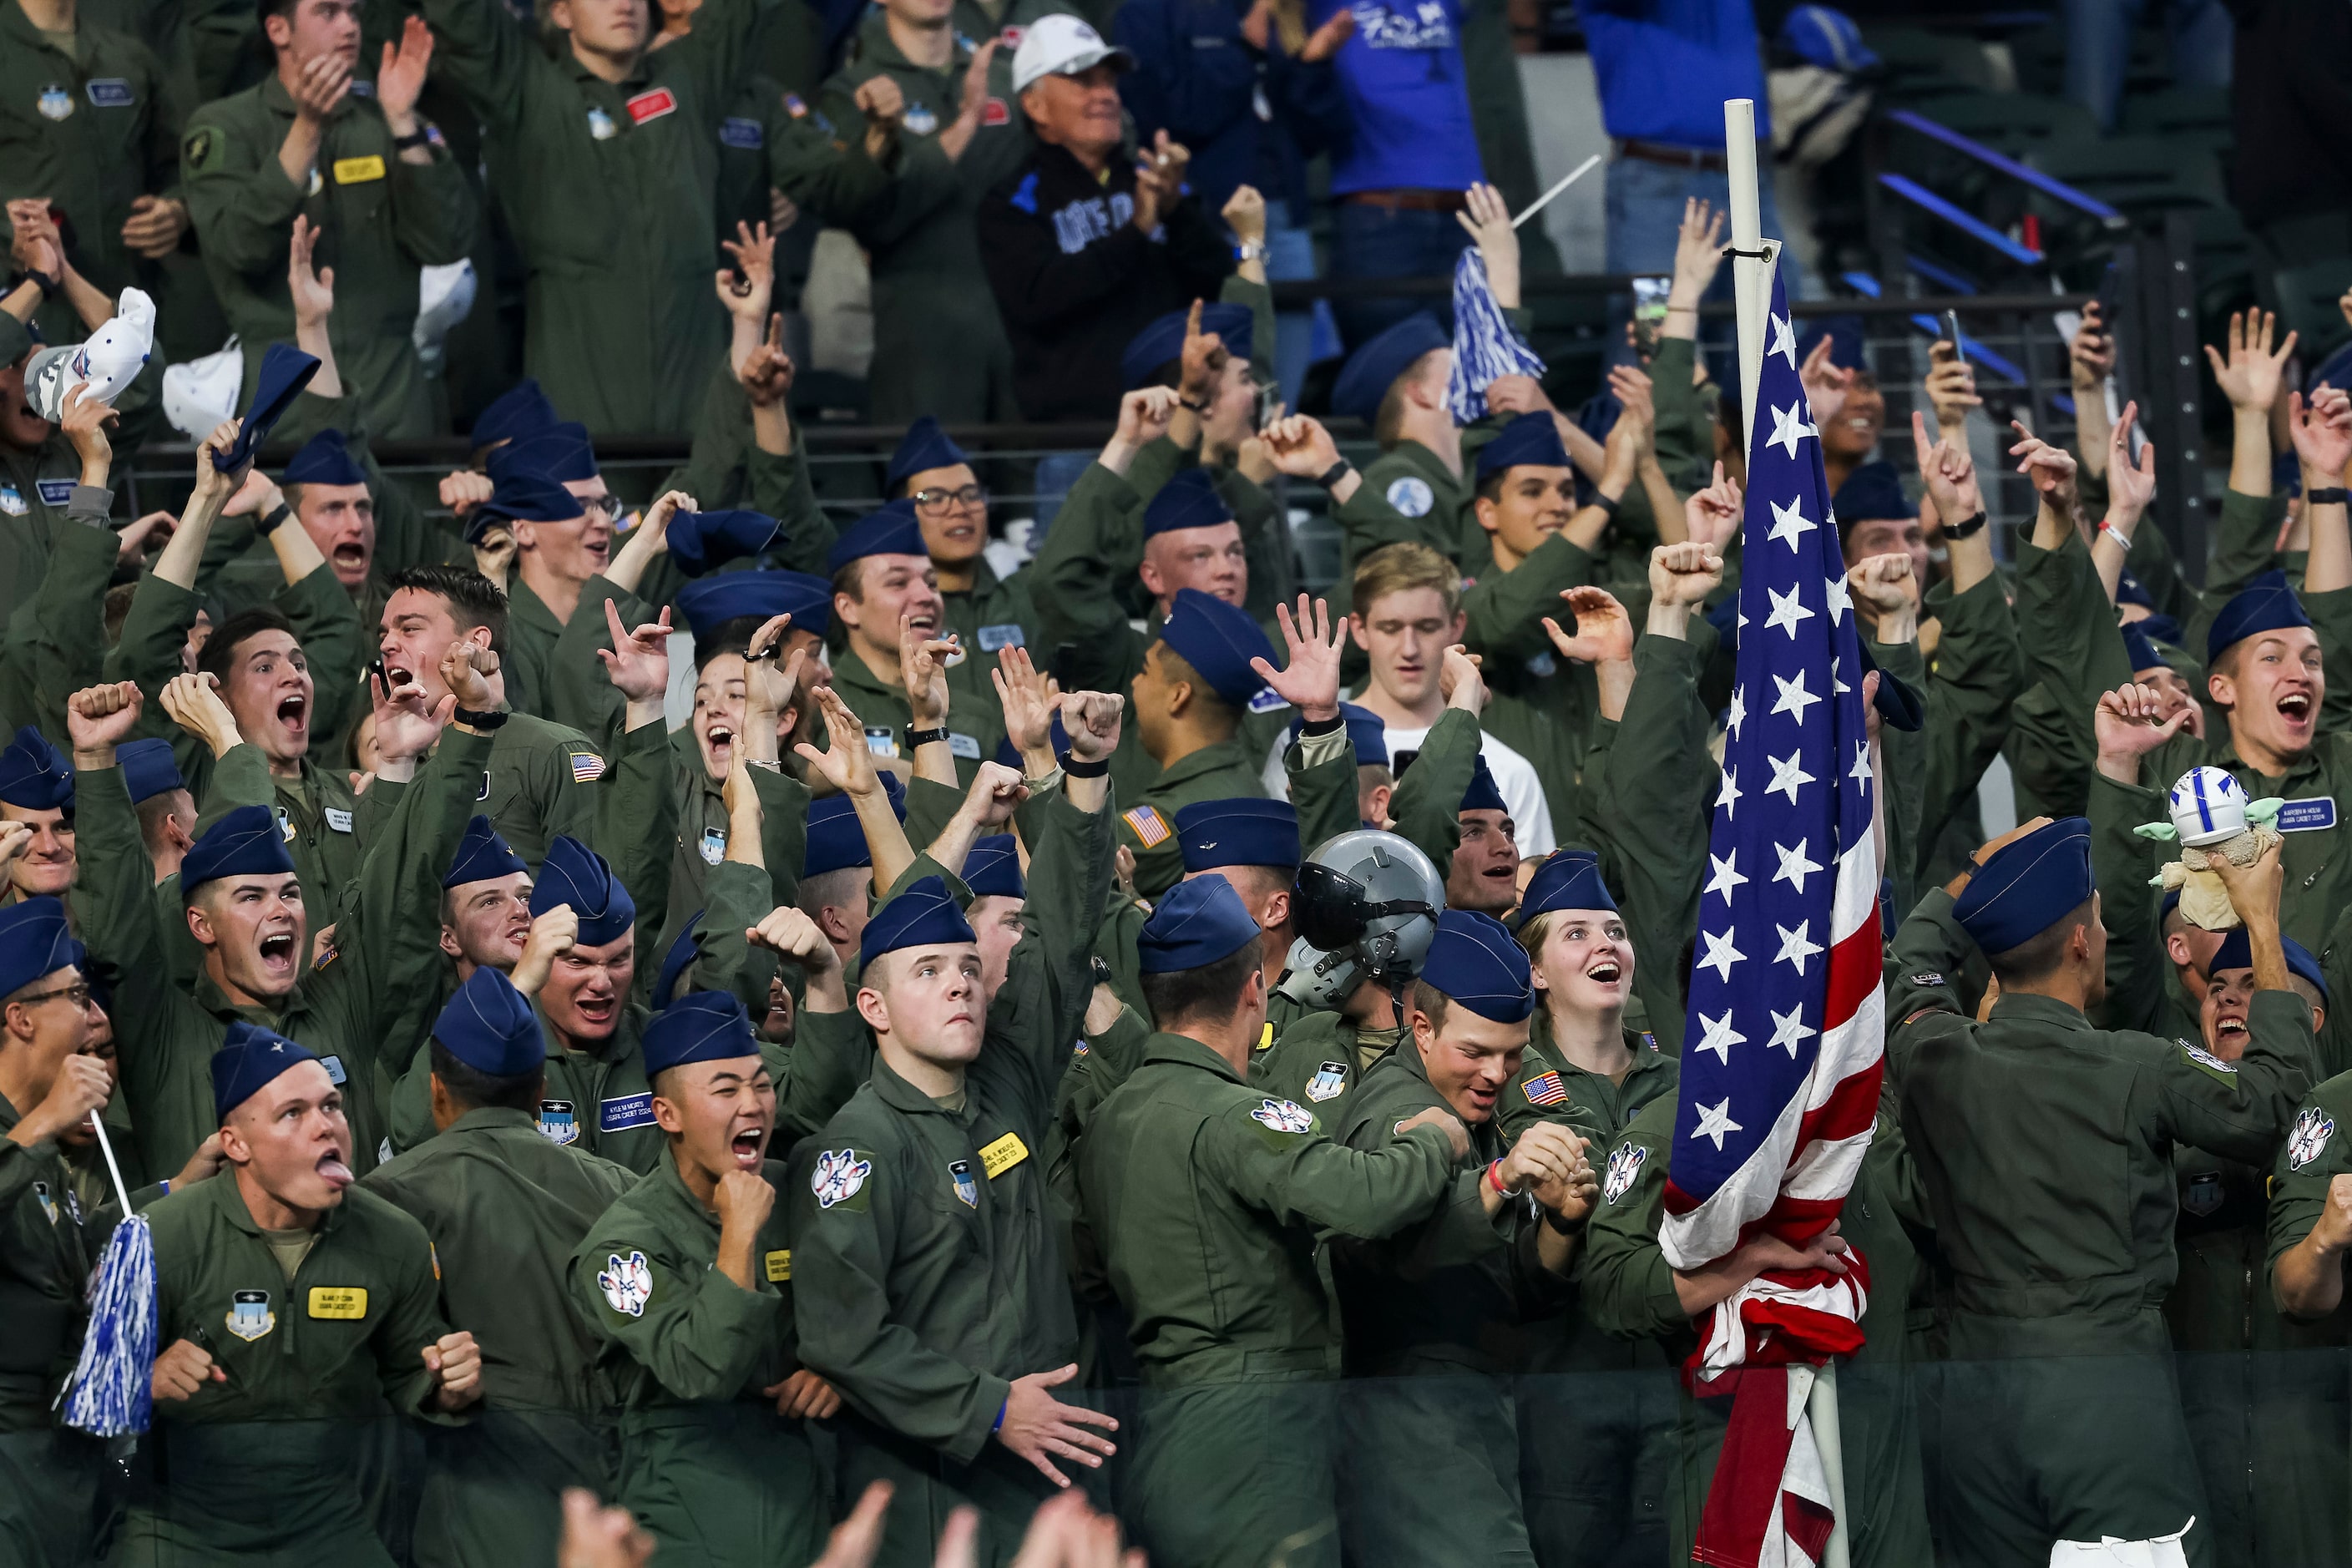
[886,416,971,493]
[444,815,527,889]
[1834,460,1914,529]
[2116,569,2153,610]
[1422,909,1535,1022]
[668,509,784,577]
[861,875,979,970]
[2207,569,2314,663]
[0,896,83,999]
[1286,701,1388,768]
[964,835,1025,899]
[1176,797,1300,873]
[651,917,704,1009]
[473,378,559,449]
[119,737,184,806]
[2208,927,2330,1003]
[1853,640,1926,733]
[1460,753,1508,815]
[281,427,367,487]
[828,499,928,573]
[488,420,598,485]
[678,569,831,645]
[1121,303,1253,392]
[182,803,295,893]
[643,990,761,1075]
[1474,412,1571,483]
[1518,848,1616,921]
[529,835,636,947]
[1795,314,1866,372]
[1144,468,1235,539]
[0,726,72,811]
[1156,588,1278,709]
[802,775,909,878]
[468,468,582,544]
[1136,872,1261,974]
[432,966,545,1077]
[1952,816,2095,955]
[211,1020,321,1121]
[215,343,320,471]
[1332,311,1449,422]
[2122,620,2167,677]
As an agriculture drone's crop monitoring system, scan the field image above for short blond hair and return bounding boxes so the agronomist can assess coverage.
[1353,541,1462,620]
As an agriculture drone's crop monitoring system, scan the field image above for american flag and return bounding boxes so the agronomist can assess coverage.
[1660,267,1885,1568]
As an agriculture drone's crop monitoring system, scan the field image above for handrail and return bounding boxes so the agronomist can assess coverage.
[1886,108,2128,228]
[1877,174,2044,265]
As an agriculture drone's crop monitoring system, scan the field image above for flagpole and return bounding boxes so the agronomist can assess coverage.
[1725,94,1853,1568]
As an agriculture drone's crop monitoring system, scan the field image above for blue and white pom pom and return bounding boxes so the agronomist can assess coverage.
[63,1211,156,1437]
[1445,248,1545,425]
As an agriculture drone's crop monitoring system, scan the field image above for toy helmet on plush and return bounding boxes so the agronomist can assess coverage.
[2168,766,2250,850]
[1276,829,1444,1010]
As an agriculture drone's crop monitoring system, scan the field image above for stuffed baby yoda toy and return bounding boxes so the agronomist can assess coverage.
[2135,766,2282,931]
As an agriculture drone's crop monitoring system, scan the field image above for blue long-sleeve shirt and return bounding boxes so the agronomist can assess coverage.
[1304,0,1481,194]
[1115,0,1353,221]
[1581,0,1768,151]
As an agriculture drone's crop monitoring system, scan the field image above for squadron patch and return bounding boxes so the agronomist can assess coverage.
[1603,1142,1646,1206]
[950,1160,978,1207]
[33,1181,56,1224]
[700,827,728,865]
[811,1148,872,1209]
[38,83,73,120]
[598,1251,653,1317]
[1250,1098,1314,1135]
[1385,476,1433,518]
[1305,1061,1347,1102]
[226,1288,276,1341]
[537,1099,579,1146]
[2182,1171,2223,1217]
[2289,1107,2336,1171]
[2179,1041,2238,1075]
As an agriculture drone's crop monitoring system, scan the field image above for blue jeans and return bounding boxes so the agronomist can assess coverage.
[1605,152,1804,296]
[2064,0,2233,131]
[1329,202,1472,351]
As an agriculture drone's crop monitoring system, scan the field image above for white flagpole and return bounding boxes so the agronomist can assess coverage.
[1724,94,1852,1568]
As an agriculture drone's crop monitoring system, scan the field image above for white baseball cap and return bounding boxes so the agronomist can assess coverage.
[1010,13,1134,96]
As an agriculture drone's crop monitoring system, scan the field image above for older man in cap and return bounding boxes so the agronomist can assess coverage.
[0,726,76,906]
[364,965,637,1568]
[1080,872,1473,1567]
[127,1021,481,1566]
[1888,817,2317,1564]
[826,500,1005,781]
[1332,910,1595,1566]
[891,416,1042,678]
[0,896,117,1568]
[792,688,1119,1563]
[573,985,843,1568]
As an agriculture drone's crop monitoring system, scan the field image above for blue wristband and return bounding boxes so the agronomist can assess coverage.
[993,1399,1007,1434]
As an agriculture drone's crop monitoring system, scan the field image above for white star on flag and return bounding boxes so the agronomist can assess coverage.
[1717,766,1743,818]
[1773,838,1823,893]
[1768,312,1797,367]
[1706,849,1748,906]
[1692,1097,1743,1151]
[1850,741,1874,787]
[1767,401,1815,460]
[1767,1006,1818,1058]
[1696,1009,1747,1065]
[1824,574,1852,625]
[1768,497,1816,551]
[1765,584,1815,640]
[1771,670,1820,725]
[1832,655,1850,695]
[1727,686,1746,741]
[1766,751,1815,803]
[1773,921,1825,974]
[1697,928,1746,983]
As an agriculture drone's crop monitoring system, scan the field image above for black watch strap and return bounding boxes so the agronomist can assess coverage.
[905,726,948,749]
[2309,488,2349,506]
[452,705,509,730]
[1592,489,1623,519]
[255,501,291,537]
[1942,509,1988,540]
[392,127,431,150]
[1063,755,1110,778]
[1316,458,1353,490]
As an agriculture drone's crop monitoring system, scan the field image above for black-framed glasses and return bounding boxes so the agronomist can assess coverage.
[911,485,989,514]
[579,493,621,520]
[15,982,95,1012]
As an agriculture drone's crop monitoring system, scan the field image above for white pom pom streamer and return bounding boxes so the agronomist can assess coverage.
[62,1112,156,1439]
[1445,249,1545,427]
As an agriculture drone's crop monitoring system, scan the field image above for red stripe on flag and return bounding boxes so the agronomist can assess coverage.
[1793,1062,1883,1155]
[1820,918,1883,1034]
[1691,1368,1795,1568]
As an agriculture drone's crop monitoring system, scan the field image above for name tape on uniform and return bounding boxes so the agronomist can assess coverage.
[307,1286,367,1318]
[625,87,677,124]
[978,1131,1029,1179]
[599,1093,656,1132]
[764,1249,792,1282]
[2279,797,2337,832]
[332,154,386,185]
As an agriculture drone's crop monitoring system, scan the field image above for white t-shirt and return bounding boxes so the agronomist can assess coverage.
[1260,719,1557,858]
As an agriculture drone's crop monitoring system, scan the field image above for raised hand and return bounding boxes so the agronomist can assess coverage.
[377,14,433,128]
[369,664,450,768]
[2093,681,2193,762]
[512,906,579,995]
[65,680,144,763]
[717,220,776,325]
[2107,402,2157,523]
[2203,309,2297,417]
[441,637,499,712]
[2008,421,2078,508]
[1908,411,1982,529]
[1667,197,1727,313]
[1247,594,1343,722]
[992,645,1059,766]
[599,600,673,706]
[160,672,244,757]
[1649,541,1723,609]
[1454,181,1519,308]
[748,904,837,968]
[288,214,335,331]
[190,418,249,513]
[1846,552,1918,619]
[1298,2,1353,59]
[1257,412,1343,478]
[795,685,886,799]
[58,382,117,479]
[2070,301,2115,391]
[1800,335,1851,429]
[961,760,1028,829]
[737,313,796,408]
[1222,185,1266,250]
[1439,644,1487,714]
[745,614,804,721]
[2289,386,2352,482]
[1682,460,1743,552]
[1059,690,1123,763]
[1541,586,1632,665]
[1176,299,1229,407]
[900,620,958,730]
[1103,387,1180,472]
[1924,339,1980,430]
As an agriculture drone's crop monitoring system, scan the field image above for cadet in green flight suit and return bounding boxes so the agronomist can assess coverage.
[889,417,1044,689]
[464,466,612,724]
[127,1023,483,1566]
[1330,912,1599,1568]
[0,897,116,1568]
[827,499,1008,780]
[1079,873,1470,1568]
[362,964,637,1568]
[572,988,842,1568]
[180,1,474,441]
[793,712,1120,1564]
[1889,817,2316,1565]
[2263,1065,2352,1567]
[0,387,123,744]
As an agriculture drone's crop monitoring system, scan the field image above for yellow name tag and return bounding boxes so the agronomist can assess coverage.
[307,1286,368,1319]
[764,1250,792,1282]
[978,1132,1029,1180]
[332,154,386,184]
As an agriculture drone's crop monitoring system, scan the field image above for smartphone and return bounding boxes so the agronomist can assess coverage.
[1631,276,1672,357]
[1943,310,1965,364]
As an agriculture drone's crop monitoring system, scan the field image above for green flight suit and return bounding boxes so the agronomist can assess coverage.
[2261,1070,2352,1568]
[2003,530,2137,823]
[653,736,809,971]
[1581,1095,1933,1567]
[1079,1029,1461,1568]
[829,640,1006,787]
[572,1150,828,1568]
[119,1174,458,1566]
[180,73,476,442]
[1330,1039,1571,1568]
[1875,570,2022,905]
[0,432,94,626]
[820,4,1044,422]
[1888,889,2319,1566]
[1250,1010,1394,1148]
[79,725,492,1179]
[0,1089,105,1568]
[938,557,1042,707]
[1115,739,1273,899]
[792,787,1113,1565]
[2086,771,2203,1042]
[419,0,765,435]
[361,1105,638,1568]
[0,1,185,348]
[0,481,114,744]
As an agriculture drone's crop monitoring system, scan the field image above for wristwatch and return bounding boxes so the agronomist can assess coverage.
[904,726,948,750]
[1943,509,1987,541]
[1234,240,1267,265]
[392,127,432,150]
[2309,488,2349,506]
[452,705,508,731]
[255,501,292,537]
[1315,458,1353,491]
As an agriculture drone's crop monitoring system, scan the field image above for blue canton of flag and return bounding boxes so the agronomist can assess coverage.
[1659,268,1887,1275]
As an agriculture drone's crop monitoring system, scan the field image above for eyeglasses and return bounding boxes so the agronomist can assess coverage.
[911,485,989,515]
[16,983,95,1012]
[579,493,621,520]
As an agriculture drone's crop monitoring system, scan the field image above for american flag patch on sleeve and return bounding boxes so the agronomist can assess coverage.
[569,751,607,783]
[1122,805,1171,847]
[1523,1070,1568,1107]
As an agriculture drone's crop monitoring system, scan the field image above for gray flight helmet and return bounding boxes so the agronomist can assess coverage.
[1274,829,1443,1011]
